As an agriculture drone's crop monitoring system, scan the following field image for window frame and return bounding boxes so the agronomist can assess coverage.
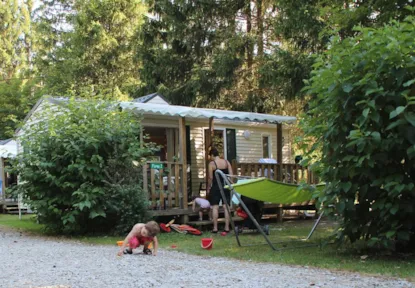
[262,134,271,159]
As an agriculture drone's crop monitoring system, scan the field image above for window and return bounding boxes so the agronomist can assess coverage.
[205,129,226,158]
[262,136,270,158]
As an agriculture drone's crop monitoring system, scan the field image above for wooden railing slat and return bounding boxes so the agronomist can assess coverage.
[167,163,172,194]
[291,164,294,183]
[229,162,313,184]
[144,160,316,211]
[150,169,156,208]
[143,164,148,199]
[175,163,180,207]
[159,167,164,209]
[168,193,173,209]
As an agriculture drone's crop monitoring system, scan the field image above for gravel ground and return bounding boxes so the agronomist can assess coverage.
[0,230,413,288]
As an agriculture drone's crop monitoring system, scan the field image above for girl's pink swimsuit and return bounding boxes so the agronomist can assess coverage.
[129,236,153,249]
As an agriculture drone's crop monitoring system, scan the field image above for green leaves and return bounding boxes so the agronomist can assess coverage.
[13,99,152,234]
[89,209,106,219]
[362,108,370,118]
[340,182,352,193]
[403,79,415,87]
[390,204,399,215]
[404,112,415,126]
[342,83,353,93]
[35,0,145,100]
[301,16,415,251]
[389,106,406,119]
[407,145,415,159]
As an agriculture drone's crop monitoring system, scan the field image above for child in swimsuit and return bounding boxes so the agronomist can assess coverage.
[117,221,160,256]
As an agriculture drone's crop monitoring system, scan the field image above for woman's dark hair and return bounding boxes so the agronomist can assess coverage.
[209,147,219,157]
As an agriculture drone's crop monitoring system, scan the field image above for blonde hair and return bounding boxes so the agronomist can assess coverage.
[145,221,160,236]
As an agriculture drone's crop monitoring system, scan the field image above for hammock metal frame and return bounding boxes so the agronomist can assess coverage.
[214,169,324,251]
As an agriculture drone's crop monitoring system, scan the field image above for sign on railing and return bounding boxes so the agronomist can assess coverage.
[150,163,164,170]
[143,161,188,210]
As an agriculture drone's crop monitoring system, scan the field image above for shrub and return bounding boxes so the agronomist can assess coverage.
[301,15,415,251]
[13,98,156,234]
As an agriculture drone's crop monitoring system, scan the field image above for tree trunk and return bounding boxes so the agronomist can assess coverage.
[246,2,253,70]
[245,2,254,111]
[257,0,264,57]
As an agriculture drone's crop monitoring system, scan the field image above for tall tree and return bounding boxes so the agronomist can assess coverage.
[0,0,40,138]
[37,0,146,100]
[137,0,414,113]
[138,0,282,112]
[137,0,245,106]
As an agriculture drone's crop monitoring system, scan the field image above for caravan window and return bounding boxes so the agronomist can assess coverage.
[262,136,270,158]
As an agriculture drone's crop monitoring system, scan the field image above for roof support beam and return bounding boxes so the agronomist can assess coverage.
[0,158,5,206]
[208,117,214,149]
[179,117,188,208]
[205,117,214,191]
[277,123,283,164]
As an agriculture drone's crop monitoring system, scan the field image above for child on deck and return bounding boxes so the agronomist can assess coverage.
[117,221,160,256]
[192,196,212,221]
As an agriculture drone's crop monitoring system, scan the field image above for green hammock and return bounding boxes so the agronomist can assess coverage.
[229,178,324,204]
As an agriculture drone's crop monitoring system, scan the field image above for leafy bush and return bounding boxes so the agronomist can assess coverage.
[13,99,155,234]
[301,15,415,251]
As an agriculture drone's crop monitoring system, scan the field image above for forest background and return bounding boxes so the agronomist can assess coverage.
[1,0,412,139]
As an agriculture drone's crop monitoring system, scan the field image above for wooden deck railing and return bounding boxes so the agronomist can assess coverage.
[143,161,188,210]
[231,160,319,185]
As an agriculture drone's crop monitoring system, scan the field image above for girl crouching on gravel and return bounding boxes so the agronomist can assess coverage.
[117,221,160,256]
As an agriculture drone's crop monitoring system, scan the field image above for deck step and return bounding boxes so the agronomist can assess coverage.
[2,204,27,214]
[188,216,244,226]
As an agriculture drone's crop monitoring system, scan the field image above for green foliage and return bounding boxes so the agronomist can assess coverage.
[318,0,414,40]
[108,184,150,235]
[0,78,42,138]
[137,0,244,106]
[0,0,42,138]
[12,99,156,234]
[2,0,413,124]
[301,15,415,251]
[0,0,32,79]
[36,0,146,100]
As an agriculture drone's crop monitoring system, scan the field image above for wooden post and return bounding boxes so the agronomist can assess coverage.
[232,159,237,176]
[276,123,283,181]
[140,126,144,148]
[143,163,148,201]
[175,164,180,207]
[150,168,156,209]
[276,205,284,223]
[159,167,164,209]
[208,117,214,144]
[166,129,174,161]
[179,117,188,208]
[205,117,214,193]
[167,163,172,207]
[276,123,283,164]
[0,158,5,211]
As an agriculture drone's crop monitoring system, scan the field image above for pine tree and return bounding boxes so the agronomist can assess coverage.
[37,0,146,100]
[137,0,246,106]
[0,0,39,139]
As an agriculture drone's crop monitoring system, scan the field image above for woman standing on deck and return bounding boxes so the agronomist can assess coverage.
[207,147,233,234]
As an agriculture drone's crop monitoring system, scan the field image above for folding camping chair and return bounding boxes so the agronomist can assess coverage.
[214,170,325,251]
